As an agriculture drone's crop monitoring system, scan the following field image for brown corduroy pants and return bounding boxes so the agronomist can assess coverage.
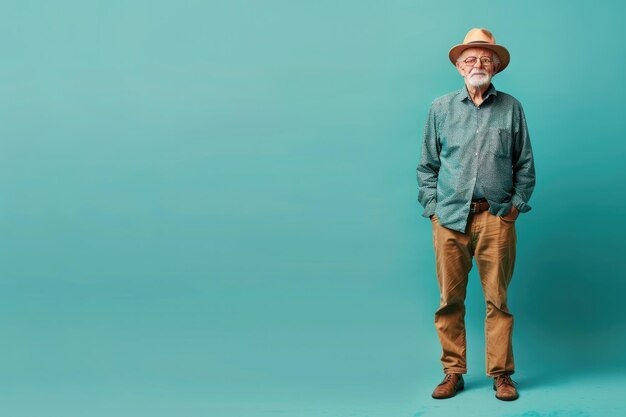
[431,210,516,377]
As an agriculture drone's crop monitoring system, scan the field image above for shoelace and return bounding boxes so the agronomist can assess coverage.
[439,374,456,386]
[495,374,516,387]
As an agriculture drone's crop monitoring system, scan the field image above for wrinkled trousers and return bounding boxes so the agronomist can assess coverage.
[431,211,516,377]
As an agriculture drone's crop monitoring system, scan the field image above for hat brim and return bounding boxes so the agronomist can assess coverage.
[449,43,510,74]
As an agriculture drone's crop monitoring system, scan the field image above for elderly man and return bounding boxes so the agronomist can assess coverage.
[417,28,535,401]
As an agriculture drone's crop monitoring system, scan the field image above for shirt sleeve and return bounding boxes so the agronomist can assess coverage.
[511,104,536,213]
[417,102,441,217]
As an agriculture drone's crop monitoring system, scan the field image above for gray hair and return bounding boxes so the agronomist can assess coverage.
[491,52,501,72]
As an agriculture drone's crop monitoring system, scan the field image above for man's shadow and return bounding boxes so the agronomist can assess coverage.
[507,202,626,387]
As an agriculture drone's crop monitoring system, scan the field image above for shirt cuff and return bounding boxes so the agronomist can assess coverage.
[512,194,531,213]
[422,199,437,218]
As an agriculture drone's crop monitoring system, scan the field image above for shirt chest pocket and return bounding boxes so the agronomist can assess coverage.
[487,127,512,158]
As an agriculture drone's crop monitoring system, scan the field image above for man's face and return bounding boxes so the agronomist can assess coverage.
[455,47,496,89]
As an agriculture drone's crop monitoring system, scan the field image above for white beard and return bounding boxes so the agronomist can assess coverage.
[467,71,492,88]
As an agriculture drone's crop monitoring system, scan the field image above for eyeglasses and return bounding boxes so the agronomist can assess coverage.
[460,56,493,66]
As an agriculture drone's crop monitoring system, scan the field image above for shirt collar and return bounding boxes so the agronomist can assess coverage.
[458,83,498,102]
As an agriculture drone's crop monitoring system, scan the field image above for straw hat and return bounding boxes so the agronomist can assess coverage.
[449,28,510,73]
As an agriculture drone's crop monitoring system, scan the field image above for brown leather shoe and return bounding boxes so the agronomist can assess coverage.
[432,374,464,399]
[493,374,519,401]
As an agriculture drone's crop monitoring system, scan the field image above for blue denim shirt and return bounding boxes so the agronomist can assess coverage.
[417,84,536,233]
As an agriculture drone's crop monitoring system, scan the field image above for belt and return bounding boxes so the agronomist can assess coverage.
[470,199,490,213]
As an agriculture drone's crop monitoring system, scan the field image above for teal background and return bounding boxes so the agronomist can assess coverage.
[1,1,625,416]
